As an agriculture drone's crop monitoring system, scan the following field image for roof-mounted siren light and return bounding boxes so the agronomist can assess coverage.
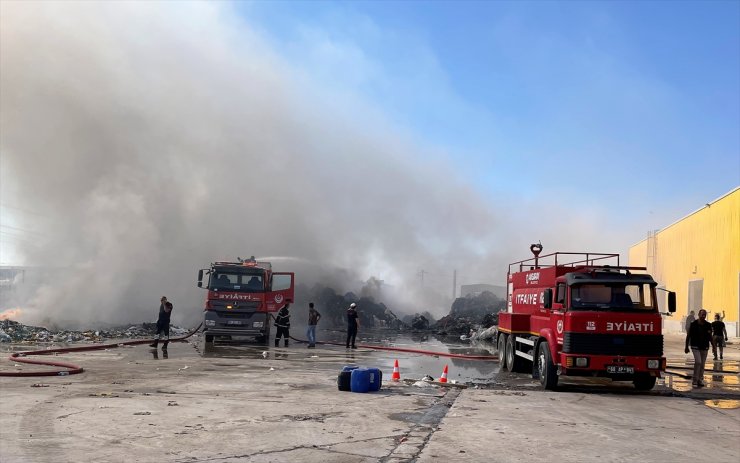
[530,242,543,269]
[239,255,257,267]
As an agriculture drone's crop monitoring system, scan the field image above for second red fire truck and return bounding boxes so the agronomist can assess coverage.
[497,245,676,390]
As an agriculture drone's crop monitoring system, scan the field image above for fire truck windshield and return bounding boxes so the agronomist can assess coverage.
[570,283,656,311]
[209,271,264,292]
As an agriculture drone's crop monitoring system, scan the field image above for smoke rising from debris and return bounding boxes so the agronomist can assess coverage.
[1,2,622,328]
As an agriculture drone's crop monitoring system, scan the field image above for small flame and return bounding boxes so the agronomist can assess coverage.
[0,308,23,320]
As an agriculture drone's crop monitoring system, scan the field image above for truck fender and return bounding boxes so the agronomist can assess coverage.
[536,328,559,366]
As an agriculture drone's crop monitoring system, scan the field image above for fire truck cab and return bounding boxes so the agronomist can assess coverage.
[197,256,294,345]
[497,245,676,390]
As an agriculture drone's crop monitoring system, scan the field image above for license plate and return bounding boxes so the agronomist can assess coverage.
[227,320,242,325]
[606,365,634,374]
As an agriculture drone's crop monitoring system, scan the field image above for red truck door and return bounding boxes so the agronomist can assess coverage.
[266,272,295,311]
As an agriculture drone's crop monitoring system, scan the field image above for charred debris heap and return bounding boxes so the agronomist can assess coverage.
[0,319,188,344]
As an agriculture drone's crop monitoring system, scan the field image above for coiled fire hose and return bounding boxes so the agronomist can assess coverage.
[0,323,202,377]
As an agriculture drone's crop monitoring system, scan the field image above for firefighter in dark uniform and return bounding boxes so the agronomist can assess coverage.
[274,303,291,347]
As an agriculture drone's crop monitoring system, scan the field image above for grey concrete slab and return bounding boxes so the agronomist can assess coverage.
[418,388,740,463]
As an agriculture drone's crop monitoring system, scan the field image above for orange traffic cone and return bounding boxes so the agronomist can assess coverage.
[439,364,448,383]
[391,359,401,382]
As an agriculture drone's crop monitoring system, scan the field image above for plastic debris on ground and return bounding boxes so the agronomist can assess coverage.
[413,381,435,387]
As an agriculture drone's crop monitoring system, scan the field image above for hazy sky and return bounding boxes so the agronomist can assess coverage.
[241,1,739,210]
[0,1,738,326]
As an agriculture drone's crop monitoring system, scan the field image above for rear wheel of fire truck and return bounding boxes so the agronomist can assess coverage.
[632,373,657,391]
[506,334,526,372]
[205,334,214,344]
[497,334,508,370]
[538,341,558,390]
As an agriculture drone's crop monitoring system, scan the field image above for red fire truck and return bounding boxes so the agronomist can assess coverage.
[197,256,294,345]
[496,245,676,390]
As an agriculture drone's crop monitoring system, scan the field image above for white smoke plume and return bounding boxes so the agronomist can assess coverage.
[1,1,626,328]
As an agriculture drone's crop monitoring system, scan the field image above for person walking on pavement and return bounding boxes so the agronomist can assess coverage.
[346,302,359,349]
[684,310,696,333]
[306,302,321,348]
[274,303,291,347]
[711,313,728,360]
[685,309,716,387]
[150,297,173,350]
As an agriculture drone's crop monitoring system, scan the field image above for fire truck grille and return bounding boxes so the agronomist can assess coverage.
[563,333,663,356]
[211,301,261,310]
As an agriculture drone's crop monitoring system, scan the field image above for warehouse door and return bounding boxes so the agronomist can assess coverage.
[688,279,703,313]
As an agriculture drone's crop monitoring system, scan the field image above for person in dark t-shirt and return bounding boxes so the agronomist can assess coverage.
[711,313,728,360]
[685,309,715,388]
[306,302,321,348]
[150,297,173,350]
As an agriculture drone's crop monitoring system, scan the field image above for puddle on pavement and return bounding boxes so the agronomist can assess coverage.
[189,330,500,383]
[704,399,740,409]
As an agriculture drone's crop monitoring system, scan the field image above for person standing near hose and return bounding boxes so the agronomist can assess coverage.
[274,303,290,347]
[306,302,321,348]
[150,297,173,350]
[711,313,728,360]
[346,302,359,349]
[685,309,715,388]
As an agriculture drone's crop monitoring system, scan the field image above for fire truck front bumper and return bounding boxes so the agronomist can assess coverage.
[560,354,666,377]
[203,310,270,337]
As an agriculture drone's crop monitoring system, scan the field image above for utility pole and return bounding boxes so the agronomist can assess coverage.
[418,269,426,287]
[452,269,457,299]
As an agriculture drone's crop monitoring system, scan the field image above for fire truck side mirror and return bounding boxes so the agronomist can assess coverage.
[667,292,676,313]
[543,288,553,309]
[197,269,203,287]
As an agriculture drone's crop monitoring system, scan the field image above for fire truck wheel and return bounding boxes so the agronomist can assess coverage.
[497,334,508,370]
[538,341,558,390]
[205,335,214,343]
[506,335,526,373]
[633,374,657,391]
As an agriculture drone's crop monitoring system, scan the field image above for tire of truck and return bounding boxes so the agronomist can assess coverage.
[205,334,214,343]
[256,332,268,345]
[633,373,657,391]
[506,334,526,373]
[497,334,508,370]
[538,341,558,390]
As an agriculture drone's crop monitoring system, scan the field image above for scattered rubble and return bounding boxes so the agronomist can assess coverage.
[432,291,504,336]
[0,319,189,344]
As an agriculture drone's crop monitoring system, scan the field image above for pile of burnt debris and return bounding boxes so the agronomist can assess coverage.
[0,319,188,344]
[432,291,505,336]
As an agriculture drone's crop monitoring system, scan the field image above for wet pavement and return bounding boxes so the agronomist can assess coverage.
[1,328,739,462]
[191,329,499,385]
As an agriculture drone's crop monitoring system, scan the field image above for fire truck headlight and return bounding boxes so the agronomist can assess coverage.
[647,359,660,369]
[205,320,216,327]
[253,321,264,328]
[575,357,589,367]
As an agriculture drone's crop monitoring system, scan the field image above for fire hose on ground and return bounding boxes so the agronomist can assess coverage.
[268,313,498,361]
[0,323,202,377]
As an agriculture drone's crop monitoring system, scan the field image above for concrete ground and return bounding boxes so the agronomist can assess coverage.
[1,332,739,462]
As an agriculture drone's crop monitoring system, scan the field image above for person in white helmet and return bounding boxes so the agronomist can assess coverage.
[346,302,359,349]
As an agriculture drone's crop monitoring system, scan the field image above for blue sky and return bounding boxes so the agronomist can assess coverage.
[238,0,739,222]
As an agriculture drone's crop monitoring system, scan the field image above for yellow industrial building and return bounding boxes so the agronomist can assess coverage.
[629,187,739,336]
